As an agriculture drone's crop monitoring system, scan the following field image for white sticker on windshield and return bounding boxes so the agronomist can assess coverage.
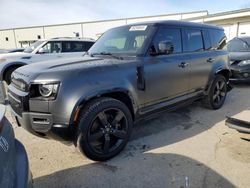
[129,25,147,31]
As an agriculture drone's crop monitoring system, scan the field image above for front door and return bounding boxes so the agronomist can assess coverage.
[142,27,190,106]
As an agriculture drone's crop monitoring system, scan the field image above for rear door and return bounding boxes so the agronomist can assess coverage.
[143,26,190,106]
[183,28,214,92]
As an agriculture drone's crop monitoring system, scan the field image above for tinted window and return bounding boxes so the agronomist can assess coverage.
[203,30,212,50]
[62,41,86,52]
[85,42,94,51]
[209,29,226,50]
[184,29,203,52]
[226,38,250,52]
[151,27,182,54]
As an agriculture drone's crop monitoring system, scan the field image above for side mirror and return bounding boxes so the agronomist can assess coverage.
[37,48,45,54]
[158,41,174,55]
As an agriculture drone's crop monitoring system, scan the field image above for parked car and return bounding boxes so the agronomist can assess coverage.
[226,36,250,83]
[0,104,33,188]
[8,21,230,161]
[0,37,95,84]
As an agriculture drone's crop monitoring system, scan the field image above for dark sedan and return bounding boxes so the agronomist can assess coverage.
[226,36,250,83]
[0,105,33,188]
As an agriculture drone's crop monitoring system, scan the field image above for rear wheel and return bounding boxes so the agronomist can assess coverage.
[204,74,227,110]
[77,97,133,161]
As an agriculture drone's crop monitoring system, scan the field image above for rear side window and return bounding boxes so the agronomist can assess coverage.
[85,42,94,51]
[62,41,85,52]
[152,27,182,54]
[209,29,226,50]
[184,29,204,52]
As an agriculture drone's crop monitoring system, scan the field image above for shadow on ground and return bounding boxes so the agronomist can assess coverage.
[34,153,235,188]
[33,86,250,188]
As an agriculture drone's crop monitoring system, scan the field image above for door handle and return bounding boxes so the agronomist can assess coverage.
[178,62,189,68]
[207,58,215,63]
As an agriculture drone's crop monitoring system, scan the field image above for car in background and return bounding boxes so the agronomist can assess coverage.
[0,104,33,188]
[226,36,250,83]
[0,37,95,84]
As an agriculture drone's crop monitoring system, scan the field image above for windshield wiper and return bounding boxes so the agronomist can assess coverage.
[90,52,123,60]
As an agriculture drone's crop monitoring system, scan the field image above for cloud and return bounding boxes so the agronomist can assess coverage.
[0,0,249,29]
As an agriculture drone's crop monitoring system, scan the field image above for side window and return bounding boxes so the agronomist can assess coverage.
[152,27,182,55]
[209,29,227,50]
[40,42,62,53]
[62,41,85,52]
[84,42,94,51]
[203,30,212,51]
[184,29,204,52]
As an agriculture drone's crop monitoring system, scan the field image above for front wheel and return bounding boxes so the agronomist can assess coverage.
[76,97,133,161]
[203,74,227,110]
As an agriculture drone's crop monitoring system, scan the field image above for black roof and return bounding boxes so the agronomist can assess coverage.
[127,20,223,30]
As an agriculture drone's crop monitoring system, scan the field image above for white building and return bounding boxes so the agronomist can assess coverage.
[1,8,250,49]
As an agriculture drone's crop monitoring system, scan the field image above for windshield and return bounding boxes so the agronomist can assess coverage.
[23,40,44,53]
[226,38,250,52]
[89,25,154,56]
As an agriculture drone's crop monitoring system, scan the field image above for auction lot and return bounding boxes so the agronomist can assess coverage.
[5,85,250,188]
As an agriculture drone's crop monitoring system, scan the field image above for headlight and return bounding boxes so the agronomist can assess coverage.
[39,84,59,97]
[239,60,250,66]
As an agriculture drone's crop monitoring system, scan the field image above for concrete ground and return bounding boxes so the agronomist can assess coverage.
[6,85,250,188]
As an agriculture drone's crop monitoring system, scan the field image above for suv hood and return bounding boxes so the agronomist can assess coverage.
[229,52,250,61]
[0,52,32,62]
[12,56,135,84]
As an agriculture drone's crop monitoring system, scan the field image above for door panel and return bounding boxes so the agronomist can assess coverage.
[143,54,190,106]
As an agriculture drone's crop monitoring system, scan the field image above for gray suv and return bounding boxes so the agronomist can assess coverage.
[8,21,230,161]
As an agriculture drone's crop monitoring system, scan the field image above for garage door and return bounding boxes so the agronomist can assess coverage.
[222,25,232,40]
[238,22,250,36]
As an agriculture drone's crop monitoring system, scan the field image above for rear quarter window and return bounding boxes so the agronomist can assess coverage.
[209,29,226,50]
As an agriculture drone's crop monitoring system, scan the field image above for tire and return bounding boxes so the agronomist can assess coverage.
[76,97,133,161]
[4,67,18,85]
[203,74,227,110]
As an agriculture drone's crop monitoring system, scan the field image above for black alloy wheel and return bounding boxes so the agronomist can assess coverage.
[77,97,133,161]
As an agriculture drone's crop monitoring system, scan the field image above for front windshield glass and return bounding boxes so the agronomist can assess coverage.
[226,38,250,52]
[89,25,153,56]
[23,40,44,53]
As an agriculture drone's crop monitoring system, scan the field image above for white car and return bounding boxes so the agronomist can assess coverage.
[0,37,95,84]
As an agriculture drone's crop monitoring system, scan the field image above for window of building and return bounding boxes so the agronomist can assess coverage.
[5,37,9,41]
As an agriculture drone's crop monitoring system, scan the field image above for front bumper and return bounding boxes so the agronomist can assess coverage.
[226,117,250,134]
[229,67,250,83]
[12,109,74,141]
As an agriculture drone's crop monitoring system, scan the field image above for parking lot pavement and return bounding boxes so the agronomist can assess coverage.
[5,85,250,188]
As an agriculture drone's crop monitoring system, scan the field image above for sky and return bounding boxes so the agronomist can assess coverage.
[0,0,250,29]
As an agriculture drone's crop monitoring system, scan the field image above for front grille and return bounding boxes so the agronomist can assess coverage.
[8,90,29,117]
